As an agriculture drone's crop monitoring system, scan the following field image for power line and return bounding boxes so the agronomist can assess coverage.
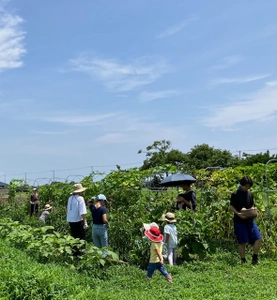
[5,161,143,176]
[233,148,277,153]
[92,162,142,167]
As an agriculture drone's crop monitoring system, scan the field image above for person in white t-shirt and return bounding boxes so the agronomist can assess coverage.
[161,212,178,266]
[66,183,88,256]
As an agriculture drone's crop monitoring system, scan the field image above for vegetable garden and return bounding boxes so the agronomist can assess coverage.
[0,163,277,299]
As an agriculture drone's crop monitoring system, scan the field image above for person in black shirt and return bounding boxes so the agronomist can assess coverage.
[88,194,109,258]
[176,182,197,211]
[230,176,262,265]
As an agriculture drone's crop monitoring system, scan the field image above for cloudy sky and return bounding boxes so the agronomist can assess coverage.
[1,0,277,184]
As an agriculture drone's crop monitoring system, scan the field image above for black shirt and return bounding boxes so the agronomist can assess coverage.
[89,205,107,224]
[177,190,197,211]
[230,189,254,223]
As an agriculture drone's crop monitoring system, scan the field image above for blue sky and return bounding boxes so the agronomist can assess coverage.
[1,0,277,184]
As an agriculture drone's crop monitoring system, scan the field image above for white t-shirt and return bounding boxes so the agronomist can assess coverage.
[66,194,87,222]
[164,224,178,248]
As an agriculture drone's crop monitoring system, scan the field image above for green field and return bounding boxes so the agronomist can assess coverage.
[1,164,277,299]
[1,238,276,300]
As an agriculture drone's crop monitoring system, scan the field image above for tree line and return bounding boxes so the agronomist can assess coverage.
[138,140,277,173]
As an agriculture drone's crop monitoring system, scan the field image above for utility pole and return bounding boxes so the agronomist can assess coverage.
[52,170,55,182]
[238,151,241,160]
[24,173,27,184]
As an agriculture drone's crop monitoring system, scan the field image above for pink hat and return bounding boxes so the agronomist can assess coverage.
[145,227,163,243]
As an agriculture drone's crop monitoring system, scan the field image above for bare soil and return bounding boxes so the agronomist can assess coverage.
[0,189,28,202]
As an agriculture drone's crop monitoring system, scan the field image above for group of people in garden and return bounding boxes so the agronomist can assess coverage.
[30,175,262,284]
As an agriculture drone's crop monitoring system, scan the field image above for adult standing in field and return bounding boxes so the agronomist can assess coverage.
[66,183,88,255]
[88,194,109,258]
[30,188,39,216]
[176,182,197,211]
[230,176,262,265]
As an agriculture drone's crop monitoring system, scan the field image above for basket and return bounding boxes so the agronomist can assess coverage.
[241,207,258,219]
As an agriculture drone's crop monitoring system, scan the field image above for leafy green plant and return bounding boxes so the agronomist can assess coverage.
[0,219,119,273]
[1,162,277,267]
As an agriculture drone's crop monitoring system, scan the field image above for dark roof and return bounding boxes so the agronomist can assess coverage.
[0,182,8,188]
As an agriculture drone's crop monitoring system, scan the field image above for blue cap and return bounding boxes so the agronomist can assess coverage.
[97,194,108,203]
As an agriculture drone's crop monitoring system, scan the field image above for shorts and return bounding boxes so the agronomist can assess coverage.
[234,220,262,244]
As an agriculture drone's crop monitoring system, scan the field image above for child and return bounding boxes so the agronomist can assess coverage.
[39,204,52,223]
[162,212,178,266]
[144,227,172,283]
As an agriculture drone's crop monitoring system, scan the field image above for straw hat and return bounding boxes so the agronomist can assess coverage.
[145,227,163,243]
[71,183,87,194]
[161,212,177,223]
[143,222,159,230]
[44,204,52,210]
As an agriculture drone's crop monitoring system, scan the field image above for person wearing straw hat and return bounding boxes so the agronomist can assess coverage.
[66,183,88,255]
[161,212,178,266]
[39,204,52,223]
[144,227,172,283]
[88,194,109,258]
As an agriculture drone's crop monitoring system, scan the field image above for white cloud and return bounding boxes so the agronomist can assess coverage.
[22,112,118,125]
[211,55,243,70]
[16,109,190,153]
[0,6,26,72]
[70,55,170,92]
[266,80,277,87]
[96,133,128,143]
[139,89,182,102]
[157,16,197,38]
[210,74,270,85]
[203,80,277,128]
[93,112,189,148]
[30,130,71,135]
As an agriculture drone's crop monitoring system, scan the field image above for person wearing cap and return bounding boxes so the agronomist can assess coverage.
[88,194,109,258]
[144,227,172,283]
[39,204,52,223]
[66,183,88,256]
[161,212,178,266]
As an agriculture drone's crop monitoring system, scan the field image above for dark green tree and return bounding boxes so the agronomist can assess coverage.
[240,150,277,166]
[138,140,188,171]
[186,144,235,170]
